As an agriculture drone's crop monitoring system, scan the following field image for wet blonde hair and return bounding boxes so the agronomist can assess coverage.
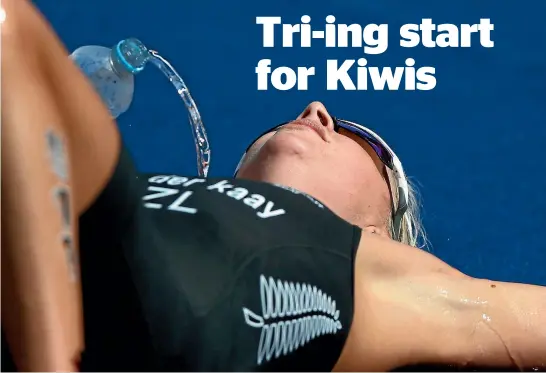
[385,168,428,248]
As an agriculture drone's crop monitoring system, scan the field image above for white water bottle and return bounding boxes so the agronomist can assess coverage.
[70,39,149,118]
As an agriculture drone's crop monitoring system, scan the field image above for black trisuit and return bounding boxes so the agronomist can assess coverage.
[78,146,360,371]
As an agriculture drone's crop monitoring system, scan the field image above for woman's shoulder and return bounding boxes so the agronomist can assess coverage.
[336,232,480,371]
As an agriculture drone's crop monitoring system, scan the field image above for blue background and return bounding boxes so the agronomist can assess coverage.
[34,0,545,285]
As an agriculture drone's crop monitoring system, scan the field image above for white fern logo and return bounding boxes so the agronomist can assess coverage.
[242,275,342,365]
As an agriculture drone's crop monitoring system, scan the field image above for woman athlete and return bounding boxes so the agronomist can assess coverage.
[2,0,545,371]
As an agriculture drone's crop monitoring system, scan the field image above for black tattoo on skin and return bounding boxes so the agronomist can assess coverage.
[46,129,68,182]
[54,186,71,229]
[62,234,78,282]
[52,184,76,281]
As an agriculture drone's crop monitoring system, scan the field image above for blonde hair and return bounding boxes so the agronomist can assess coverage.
[385,168,428,249]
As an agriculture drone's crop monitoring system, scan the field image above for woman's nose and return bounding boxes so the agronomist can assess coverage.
[297,101,334,130]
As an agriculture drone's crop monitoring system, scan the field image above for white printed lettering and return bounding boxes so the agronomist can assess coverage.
[184,178,206,187]
[327,59,355,90]
[256,17,282,47]
[167,191,197,214]
[167,176,189,185]
[143,186,179,209]
[207,180,233,193]
[400,19,494,48]
[226,187,249,200]
[145,178,289,219]
[244,194,266,209]
[257,201,286,219]
[148,175,171,184]
[272,183,324,209]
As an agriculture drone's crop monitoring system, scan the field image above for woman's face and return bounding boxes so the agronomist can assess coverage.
[236,101,393,232]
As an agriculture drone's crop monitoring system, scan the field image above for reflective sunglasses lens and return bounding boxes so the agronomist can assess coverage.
[369,142,391,164]
[337,120,393,166]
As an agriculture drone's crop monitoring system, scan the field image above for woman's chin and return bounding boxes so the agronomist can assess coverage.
[259,130,315,159]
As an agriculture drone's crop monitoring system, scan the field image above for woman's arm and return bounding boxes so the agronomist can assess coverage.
[334,232,546,371]
[2,0,122,370]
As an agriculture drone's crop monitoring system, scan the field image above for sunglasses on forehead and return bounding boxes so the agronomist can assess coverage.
[234,117,411,243]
